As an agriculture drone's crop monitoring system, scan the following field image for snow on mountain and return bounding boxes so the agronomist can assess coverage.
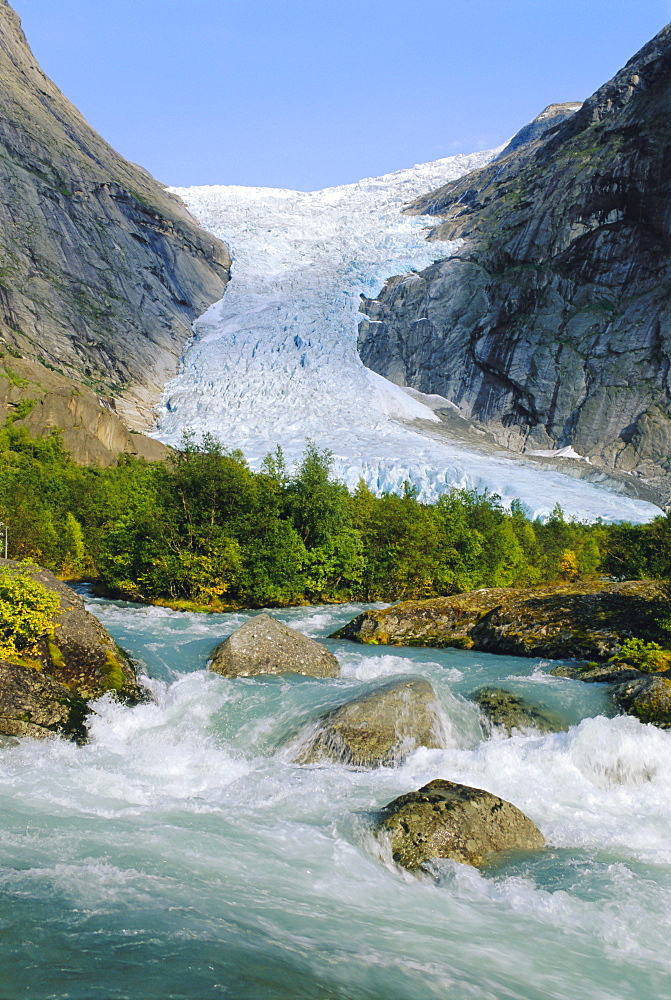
[154,152,660,523]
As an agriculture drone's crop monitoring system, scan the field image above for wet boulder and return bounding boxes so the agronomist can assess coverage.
[209,614,340,679]
[471,686,568,735]
[612,674,671,729]
[291,678,443,766]
[550,662,645,683]
[377,778,545,870]
[0,660,88,740]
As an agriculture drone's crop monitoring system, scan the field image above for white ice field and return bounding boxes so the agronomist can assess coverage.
[155,151,660,523]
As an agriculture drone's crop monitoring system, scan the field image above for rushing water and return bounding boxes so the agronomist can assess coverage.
[2,593,671,1000]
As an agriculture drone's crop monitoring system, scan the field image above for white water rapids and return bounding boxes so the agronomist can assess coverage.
[2,592,671,999]
[154,155,660,524]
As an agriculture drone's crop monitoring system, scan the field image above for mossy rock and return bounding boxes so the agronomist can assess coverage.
[0,559,143,741]
[471,686,568,735]
[333,580,666,661]
[290,678,443,767]
[0,659,88,741]
[377,778,545,870]
[612,674,671,729]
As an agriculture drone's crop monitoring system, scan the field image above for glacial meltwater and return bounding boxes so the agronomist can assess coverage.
[2,592,671,1000]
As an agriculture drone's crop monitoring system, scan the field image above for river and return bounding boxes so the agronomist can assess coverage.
[1,592,670,1000]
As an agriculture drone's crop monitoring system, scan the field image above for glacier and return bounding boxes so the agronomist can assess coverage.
[155,151,660,524]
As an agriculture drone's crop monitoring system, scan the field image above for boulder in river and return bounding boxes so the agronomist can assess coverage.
[209,614,340,678]
[332,580,665,661]
[0,559,142,741]
[377,778,545,870]
[291,678,443,766]
[471,686,568,735]
[0,660,87,740]
[612,674,671,729]
[550,662,646,683]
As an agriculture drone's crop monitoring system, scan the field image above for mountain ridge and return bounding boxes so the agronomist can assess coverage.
[0,0,230,456]
[358,23,671,503]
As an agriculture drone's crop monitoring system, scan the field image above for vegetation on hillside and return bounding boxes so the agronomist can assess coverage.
[0,424,667,608]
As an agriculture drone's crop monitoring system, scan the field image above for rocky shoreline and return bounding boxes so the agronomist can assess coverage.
[2,569,670,869]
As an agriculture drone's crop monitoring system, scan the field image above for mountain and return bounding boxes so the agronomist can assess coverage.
[0,0,230,461]
[358,25,671,504]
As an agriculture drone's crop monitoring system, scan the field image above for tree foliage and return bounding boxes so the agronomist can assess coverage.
[0,424,662,608]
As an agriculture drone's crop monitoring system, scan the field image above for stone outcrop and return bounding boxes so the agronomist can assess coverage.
[291,678,443,767]
[209,614,340,679]
[0,559,142,739]
[0,356,170,466]
[358,24,671,502]
[471,687,568,735]
[0,2,230,437]
[377,778,545,869]
[332,580,665,660]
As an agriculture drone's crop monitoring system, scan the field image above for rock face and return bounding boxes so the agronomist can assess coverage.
[0,2,230,435]
[377,779,545,870]
[471,687,568,735]
[291,678,443,767]
[358,25,671,500]
[209,614,340,679]
[333,581,664,660]
[0,559,142,739]
[0,357,170,466]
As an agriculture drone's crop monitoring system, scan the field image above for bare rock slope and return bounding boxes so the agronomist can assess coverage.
[0,0,230,445]
[359,25,671,501]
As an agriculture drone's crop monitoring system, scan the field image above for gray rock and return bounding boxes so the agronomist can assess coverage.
[209,614,340,679]
[0,2,230,432]
[550,662,646,683]
[0,660,84,740]
[471,686,568,734]
[291,678,443,767]
[612,674,671,728]
[358,24,671,500]
[377,778,545,870]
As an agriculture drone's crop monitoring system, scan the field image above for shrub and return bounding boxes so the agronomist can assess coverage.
[610,637,669,673]
[0,565,60,661]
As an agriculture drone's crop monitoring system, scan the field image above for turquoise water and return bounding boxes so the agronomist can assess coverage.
[1,593,670,1000]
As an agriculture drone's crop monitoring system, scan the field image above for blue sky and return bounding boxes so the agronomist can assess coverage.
[11,0,671,191]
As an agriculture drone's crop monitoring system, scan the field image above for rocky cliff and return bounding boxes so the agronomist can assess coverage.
[358,25,671,501]
[0,1,230,451]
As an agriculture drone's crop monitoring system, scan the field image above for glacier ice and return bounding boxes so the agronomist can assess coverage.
[154,151,660,524]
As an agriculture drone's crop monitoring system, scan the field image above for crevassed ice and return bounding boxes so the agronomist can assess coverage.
[156,152,659,524]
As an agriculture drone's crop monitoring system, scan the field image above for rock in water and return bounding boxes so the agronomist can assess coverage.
[612,674,671,729]
[471,687,568,735]
[291,678,443,767]
[0,661,86,740]
[0,560,142,703]
[378,779,545,870]
[209,614,340,679]
[0,559,142,740]
[333,580,665,661]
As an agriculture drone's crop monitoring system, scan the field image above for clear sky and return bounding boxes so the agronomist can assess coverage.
[11,0,671,191]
